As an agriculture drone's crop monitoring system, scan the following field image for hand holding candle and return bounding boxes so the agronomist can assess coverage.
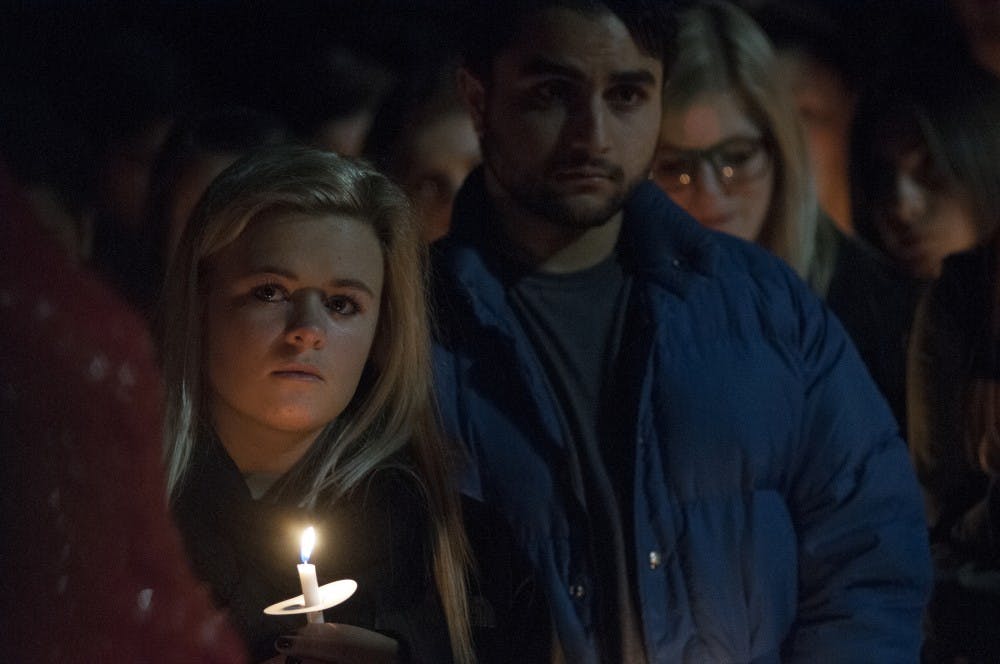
[297,526,324,624]
[264,525,357,621]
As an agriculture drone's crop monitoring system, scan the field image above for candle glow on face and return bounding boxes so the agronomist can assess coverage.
[300,525,316,564]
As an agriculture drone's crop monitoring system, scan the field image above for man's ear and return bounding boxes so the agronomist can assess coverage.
[457,67,487,139]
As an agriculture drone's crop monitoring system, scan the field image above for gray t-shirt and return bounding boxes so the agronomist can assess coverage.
[508,253,646,664]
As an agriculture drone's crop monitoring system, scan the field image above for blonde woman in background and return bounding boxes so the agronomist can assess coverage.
[653,0,914,430]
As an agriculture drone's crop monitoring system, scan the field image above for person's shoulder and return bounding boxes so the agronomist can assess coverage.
[828,229,921,302]
[834,229,911,283]
[704,224,808,302]
[2,191,162,436]
[3,190,158,378]
[939,244,993,286]
[354,462,425,511]
[626,180,791,284]
[325,462,431,558]
[924,245,991,308]
[926,244,994,320]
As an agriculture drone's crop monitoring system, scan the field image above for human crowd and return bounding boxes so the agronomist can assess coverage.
[3,0,1000,662]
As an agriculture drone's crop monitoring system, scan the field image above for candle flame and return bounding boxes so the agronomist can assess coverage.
[300,526,316,564]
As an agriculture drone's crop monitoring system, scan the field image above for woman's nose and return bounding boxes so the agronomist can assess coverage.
[680,164,732,226]
[692,159,728,200]
[893,173,927,227]
[285,294,328,349]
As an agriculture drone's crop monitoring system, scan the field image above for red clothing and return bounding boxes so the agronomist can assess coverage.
[0,162,246,663]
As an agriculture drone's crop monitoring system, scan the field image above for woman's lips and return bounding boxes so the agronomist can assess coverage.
[272,365,324,381]
[700,214,736,229]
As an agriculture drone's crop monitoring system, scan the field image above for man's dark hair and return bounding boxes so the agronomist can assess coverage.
[460,0,676,80]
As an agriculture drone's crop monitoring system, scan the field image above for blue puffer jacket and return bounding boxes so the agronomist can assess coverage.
[431,172,931,663]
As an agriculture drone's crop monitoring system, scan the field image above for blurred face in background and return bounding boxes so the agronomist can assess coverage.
[655,89,774,242]
[953,0,1000,76]
[165,151,240,262]
[401,110,480,243]
[99,117,174,231]
[312,113,375,157]
[872,139,978,279]
[775,50,855,234]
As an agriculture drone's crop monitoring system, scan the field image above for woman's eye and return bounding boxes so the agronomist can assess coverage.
[251,283,287,302]
[412,175,447,205]
[656,157,692,178]
[722,150,754,165]
[718,143,759,166]
[325,295,360,316]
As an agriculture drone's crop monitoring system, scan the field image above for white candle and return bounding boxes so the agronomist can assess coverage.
[297,526,324,624]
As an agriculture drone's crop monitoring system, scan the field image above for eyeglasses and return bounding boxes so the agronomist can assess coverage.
[652,136,771,194]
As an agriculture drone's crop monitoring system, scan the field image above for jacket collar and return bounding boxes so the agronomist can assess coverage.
[441,167,720,314]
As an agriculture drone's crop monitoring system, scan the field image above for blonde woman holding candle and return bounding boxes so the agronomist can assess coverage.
[160,146,542,663]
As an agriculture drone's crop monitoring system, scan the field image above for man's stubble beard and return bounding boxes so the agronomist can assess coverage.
[482,133,652,231]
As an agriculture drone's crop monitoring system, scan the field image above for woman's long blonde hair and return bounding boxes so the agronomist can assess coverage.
[663,0,831,291]
[159,145,474,663]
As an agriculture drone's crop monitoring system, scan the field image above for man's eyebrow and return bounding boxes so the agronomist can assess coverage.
[520,56,585,80]
[519,57,657,87]
[609,69,658,87]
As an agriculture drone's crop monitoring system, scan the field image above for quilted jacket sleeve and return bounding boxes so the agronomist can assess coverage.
[781,275,932,663]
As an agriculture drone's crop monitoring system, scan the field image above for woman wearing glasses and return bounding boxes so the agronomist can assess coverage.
[654,0,818,281]
[652,0,914,431]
